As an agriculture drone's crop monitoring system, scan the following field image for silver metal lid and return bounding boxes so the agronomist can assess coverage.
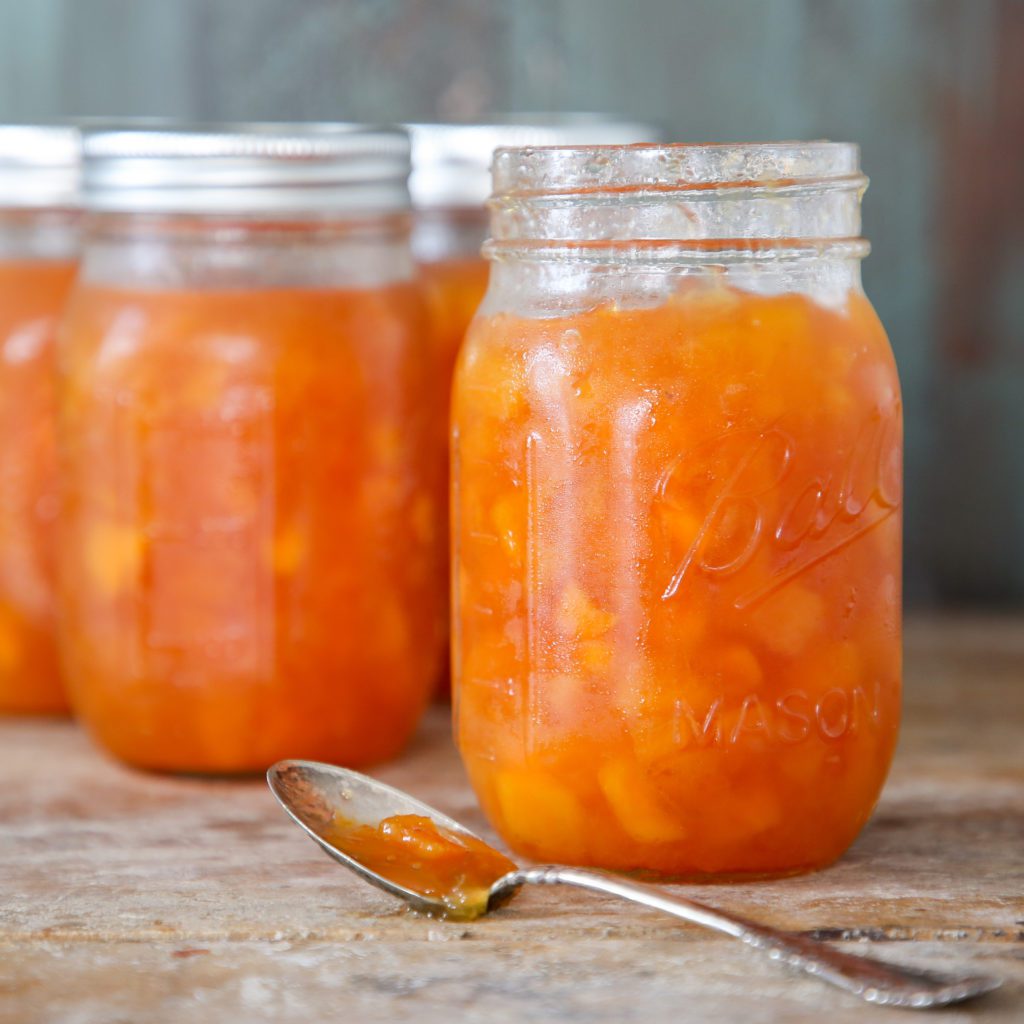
[0,125,80,209]
[82,123,411,215]
[407,115,661,209]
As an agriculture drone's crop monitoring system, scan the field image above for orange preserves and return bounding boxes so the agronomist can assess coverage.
[419,256,489,693]
[453,282,902,877]
[420,257,489,384]
[0,259,77,713]
[60,124,437,772]
[326,813,516,918]
[58,280,438,772]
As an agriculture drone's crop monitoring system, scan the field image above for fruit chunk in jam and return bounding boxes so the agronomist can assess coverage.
[58,282,439,771]
[0,260,77,714]
[452,282,902,877]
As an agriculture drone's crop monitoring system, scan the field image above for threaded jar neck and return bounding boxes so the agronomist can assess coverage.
[487,142,868,262]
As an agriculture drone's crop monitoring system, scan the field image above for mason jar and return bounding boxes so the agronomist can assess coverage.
[452,142,903,877]
[0,125,80,714]
[59,125,438,772]
[408,117,659,694]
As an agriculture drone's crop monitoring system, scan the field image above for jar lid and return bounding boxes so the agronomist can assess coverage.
[82,123,411,215]
[0,124,80,209]
[407,115,661,209]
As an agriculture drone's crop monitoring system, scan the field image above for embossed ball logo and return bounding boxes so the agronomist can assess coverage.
[657,408,901,610]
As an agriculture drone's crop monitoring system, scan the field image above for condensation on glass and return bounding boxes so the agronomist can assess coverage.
[59,125,438,771]
[452,142,903,877]
[0,125,80,714]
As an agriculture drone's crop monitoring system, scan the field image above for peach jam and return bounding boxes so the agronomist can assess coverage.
[452,143,902,877]
[0,125,79,714]
[58,126,438,772]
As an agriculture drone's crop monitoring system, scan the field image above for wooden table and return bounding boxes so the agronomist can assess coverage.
[1,615,1022,1023]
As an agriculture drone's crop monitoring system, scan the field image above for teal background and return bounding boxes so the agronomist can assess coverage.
[1,0,1021,605]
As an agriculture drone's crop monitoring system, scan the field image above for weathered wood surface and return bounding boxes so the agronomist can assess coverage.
[1,614,1022,1023]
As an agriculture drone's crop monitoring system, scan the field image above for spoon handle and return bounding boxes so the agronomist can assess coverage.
[504,866,998,1009]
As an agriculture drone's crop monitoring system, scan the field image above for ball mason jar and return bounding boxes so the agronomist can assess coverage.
[408,118,659,694]
[0,125,80,714]
[58,125,438,772]
[452,143,903,877]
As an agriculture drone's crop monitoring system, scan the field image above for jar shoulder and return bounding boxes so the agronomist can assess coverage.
[456,286,899,416]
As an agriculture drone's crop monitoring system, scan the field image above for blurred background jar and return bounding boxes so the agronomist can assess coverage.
[407,116,660,694]
[58,124,437,772]
[453,142,902,877]
[0,125,80,715]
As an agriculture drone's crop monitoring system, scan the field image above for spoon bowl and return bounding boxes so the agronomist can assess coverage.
[268,759,1001,1009]
[267,759,510,917]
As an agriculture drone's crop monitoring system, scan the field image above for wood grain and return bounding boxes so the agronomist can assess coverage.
[1,614,1022,1022]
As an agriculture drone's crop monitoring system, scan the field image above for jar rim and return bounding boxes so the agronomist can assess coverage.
[492,141,862,196]
[82,122,412,216]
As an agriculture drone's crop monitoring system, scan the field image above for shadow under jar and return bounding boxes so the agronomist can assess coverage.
[452,142,903,877]
[0,126,80,715]
[58,125,438,773]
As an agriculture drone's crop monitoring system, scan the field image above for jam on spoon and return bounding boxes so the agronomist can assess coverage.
[324,813,516,920]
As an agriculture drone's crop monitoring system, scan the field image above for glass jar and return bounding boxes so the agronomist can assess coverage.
[408,118,660,694]
[58,125,437,772]
[452,143,903,877]
[0,126,80,714]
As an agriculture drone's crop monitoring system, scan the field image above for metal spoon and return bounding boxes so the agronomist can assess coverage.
[267,759,1000,1010]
